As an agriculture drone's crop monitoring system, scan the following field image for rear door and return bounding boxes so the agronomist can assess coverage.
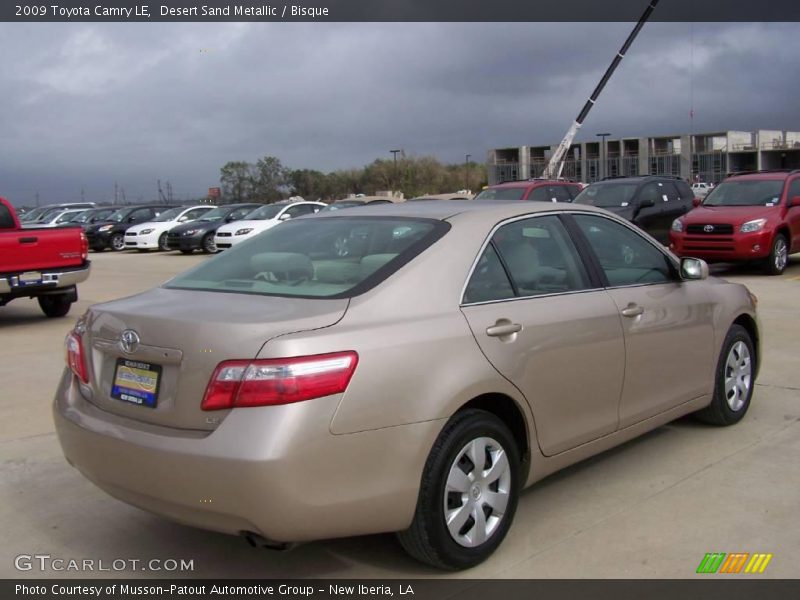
[570,213,714,427]
[460,214,625,455]
[634,182,669,243]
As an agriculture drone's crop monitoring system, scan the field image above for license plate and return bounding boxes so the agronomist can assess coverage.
[15,271,42,286]
[111,358,162,408]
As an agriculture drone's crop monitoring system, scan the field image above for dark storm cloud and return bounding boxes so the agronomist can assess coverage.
[1,21,798,205]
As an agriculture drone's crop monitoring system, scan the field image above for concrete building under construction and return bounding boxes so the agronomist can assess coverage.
[487,129,800,185]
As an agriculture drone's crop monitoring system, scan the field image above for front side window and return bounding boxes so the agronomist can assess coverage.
[0,205,14,229]
[166,217,447,298]
[573,183,639,207]
[573,214,674,287]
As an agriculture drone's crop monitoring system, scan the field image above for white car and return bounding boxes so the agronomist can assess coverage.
[124,205,216,251]
[214,201,326,249]
[22,208,86,229]
[691,182,714,198]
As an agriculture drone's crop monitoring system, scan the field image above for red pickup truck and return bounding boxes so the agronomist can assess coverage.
[1,196,91,317]
[669,170,800,275]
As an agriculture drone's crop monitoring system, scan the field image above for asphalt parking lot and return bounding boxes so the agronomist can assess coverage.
[1,250,798,579]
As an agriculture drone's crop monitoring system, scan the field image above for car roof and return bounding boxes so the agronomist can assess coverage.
[488,179,576,189]
[311,199,609,222]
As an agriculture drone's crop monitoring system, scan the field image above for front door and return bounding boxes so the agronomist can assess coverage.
[570,213,715,427]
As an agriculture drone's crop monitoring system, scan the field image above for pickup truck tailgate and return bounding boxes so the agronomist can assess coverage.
[0,228,86,273]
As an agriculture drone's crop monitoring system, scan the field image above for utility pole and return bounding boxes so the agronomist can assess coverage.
[114,182,118,205]
[596,133,611,180]
[465,154,471,190]
[390,149,401,191]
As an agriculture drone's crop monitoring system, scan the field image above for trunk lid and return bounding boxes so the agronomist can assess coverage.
[82,287,348,431]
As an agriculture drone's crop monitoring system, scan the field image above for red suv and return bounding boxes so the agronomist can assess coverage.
[669,170,800,275]
[474,179,583,202]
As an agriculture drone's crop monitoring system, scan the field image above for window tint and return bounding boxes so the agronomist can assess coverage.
[463,244,515,304]
[787,178,800,200]
[0,205,14,229]
[661,181,680,202]
[229,207,254,220]
[675,180,694,199]
[573,183,638,207]
[492,216,590,297]
[549,186,573,203]
[183,207,212,220]
[639,183,662,205]
[573,215,675,286]
[130,208,153,222]
[529,187,550,202]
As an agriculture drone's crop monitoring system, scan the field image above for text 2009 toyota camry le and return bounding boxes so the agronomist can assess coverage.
[55,201,759,570]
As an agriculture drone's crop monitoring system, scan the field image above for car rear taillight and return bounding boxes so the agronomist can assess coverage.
[65,331,89,383]
[80,232,89,260]
[201,351,358,411]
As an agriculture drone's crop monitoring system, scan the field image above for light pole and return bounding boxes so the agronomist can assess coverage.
[596,133,611,181]
[390,149,401,191]
[465,154,471,191]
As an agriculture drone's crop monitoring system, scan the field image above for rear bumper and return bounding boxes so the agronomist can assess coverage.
[53,370,441,542]
[0,262,90,296]
[669,229,773,261]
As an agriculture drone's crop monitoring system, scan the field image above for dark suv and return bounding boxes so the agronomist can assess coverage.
[572,176,695,244]
[474,179,583,202]
[84,205,168,251]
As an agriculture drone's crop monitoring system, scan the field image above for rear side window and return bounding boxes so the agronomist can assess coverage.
[786,178,800,202]
[166,217,448,299]
[464,215,590,303]
[0,205,15,229]
[675,180,694,199]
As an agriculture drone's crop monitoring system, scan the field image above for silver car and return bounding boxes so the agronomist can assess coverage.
[55,201,759,569]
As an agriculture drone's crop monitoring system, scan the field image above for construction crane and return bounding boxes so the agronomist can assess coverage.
[541,0,660,180]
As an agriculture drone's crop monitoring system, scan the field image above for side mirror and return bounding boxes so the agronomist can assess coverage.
[127,216,136,222]
[279,213,291,221]
[680,257,709,280]
[178,216,189,222]
[790,195,800,207]
[640,196,655,208]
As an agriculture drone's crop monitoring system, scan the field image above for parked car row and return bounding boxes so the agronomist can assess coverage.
[476,171,799,274]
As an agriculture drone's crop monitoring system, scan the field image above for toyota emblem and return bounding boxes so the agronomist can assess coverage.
[119,329,140,354]
[703,224,715,233]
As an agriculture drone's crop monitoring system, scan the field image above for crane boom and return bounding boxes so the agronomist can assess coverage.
[541,0,660,180]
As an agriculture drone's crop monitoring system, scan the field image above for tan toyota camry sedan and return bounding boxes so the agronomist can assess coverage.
[55,201,760,570]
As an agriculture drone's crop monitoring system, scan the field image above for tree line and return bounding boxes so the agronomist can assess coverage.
[218,153,487,203]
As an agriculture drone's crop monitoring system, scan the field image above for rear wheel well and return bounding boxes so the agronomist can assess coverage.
[457,394,530,464]
[732,314,759,376]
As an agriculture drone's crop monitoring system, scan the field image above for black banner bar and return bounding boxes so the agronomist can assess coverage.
[3,0,800,22]
[5,580,800,600]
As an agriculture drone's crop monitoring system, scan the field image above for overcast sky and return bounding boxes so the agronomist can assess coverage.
[1,21,798,205]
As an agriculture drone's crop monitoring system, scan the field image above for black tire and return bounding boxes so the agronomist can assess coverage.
[695,324,756,426]
[38,294,72,318]
[397,409,520,570]
[158,232,170,251]
[109,233,125,252]
[202,233,217,254]
[763,234,788,275]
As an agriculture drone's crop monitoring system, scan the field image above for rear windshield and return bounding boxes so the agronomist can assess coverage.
[703,180,784,206]
[474,187,527,200]
[573,183,639,207]
[321,201,363,211]
[165,217,448,299]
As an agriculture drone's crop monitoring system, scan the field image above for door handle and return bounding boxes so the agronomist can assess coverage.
[19,237,38,244]
[621,304,644,318]
[486,322,522,337]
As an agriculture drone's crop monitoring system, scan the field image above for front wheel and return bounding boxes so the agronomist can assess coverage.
[38,294,73,318]
[158,232,170,252]
[109,233,125,252]
[763,234,788,275]
[397,409,520,570]
[695,324,755,426]
[202,233,217,254]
